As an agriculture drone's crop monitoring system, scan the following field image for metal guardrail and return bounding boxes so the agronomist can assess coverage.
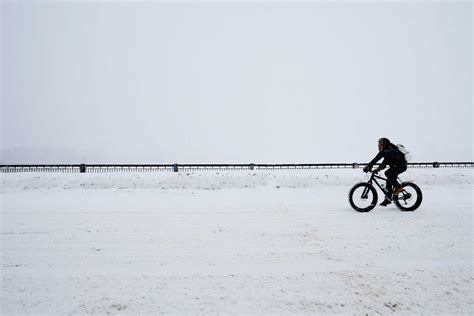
[0,162,472,173]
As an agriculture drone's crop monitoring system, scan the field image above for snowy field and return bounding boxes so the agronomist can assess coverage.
[1,168,472,315]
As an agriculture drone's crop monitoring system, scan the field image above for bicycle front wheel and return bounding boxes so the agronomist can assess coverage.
[349,183,378,212]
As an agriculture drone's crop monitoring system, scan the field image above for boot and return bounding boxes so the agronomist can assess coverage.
[392,187,404,195]
[380,198,392,206]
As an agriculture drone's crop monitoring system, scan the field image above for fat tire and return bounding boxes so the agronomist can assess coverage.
[393,182,423,211]
[349,183,378,212]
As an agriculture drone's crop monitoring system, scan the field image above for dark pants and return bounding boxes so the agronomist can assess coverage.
[385,165,407,194]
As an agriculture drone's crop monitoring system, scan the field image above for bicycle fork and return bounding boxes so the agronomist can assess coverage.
[361,185,370,199]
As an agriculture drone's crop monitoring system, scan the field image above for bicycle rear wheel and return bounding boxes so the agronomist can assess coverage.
[393,182,423,211]
[349,183,378,212]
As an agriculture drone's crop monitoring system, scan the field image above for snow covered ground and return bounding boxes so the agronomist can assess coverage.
[1,168,472,315]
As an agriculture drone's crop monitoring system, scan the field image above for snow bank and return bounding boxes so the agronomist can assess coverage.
[1,168,472,192]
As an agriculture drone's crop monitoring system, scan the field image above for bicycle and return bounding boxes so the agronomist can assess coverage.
[348,169,423,212]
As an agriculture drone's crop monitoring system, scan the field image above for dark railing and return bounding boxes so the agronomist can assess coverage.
[0,162,472,173]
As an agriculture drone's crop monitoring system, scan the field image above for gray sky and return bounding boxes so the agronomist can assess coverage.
[1,1,472,163]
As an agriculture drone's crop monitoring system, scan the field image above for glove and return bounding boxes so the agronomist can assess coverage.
[363,166,371,173]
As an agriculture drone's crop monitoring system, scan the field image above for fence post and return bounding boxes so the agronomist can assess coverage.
[80,164,86,173]
[173,163,179,172]
[249,163,254,170]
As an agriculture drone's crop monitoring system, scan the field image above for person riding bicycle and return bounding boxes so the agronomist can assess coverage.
[363,138,407,206]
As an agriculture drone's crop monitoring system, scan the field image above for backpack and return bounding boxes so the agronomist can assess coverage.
[396,144,412,162]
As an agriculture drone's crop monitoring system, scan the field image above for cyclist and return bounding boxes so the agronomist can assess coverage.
[363,138,407,206]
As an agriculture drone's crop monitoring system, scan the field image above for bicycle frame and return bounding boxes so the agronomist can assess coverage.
[362,172,395,199]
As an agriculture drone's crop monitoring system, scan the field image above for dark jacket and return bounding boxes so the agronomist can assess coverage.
[367,143,406,169]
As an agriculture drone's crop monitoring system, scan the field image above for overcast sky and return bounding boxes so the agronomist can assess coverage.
[1,1,472,163]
